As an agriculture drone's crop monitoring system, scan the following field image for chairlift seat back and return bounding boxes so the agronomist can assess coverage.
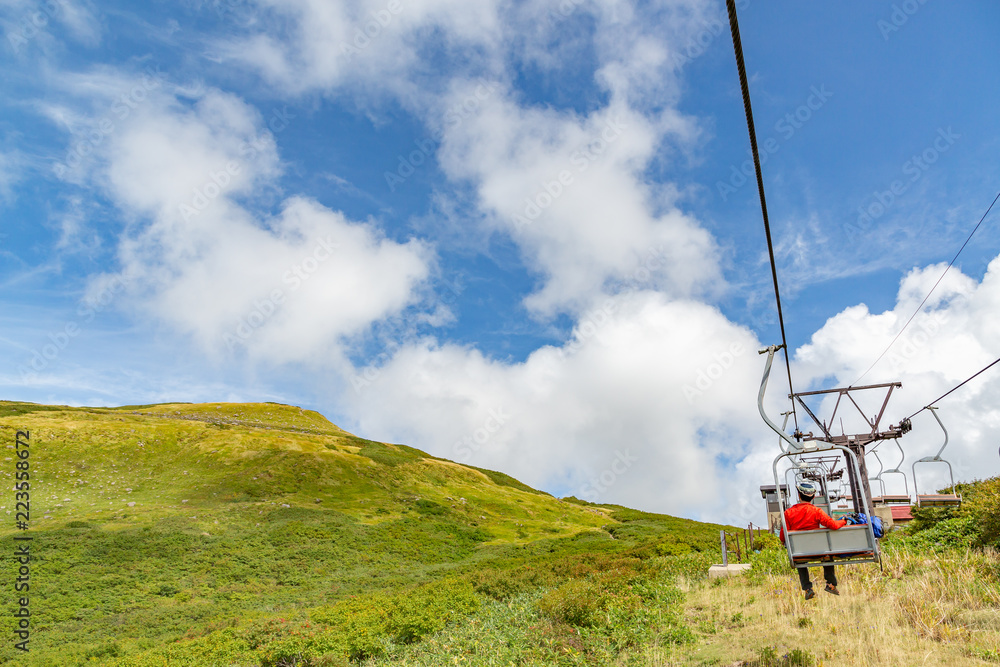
[786,525,877,566]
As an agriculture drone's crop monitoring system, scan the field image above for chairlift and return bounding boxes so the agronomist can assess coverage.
[874,439,911,505]
[868,448,887,501]
[758,346,880,568]
[912,407,962,507]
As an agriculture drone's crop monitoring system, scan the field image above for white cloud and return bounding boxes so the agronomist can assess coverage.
[436,85,719,316]
[346,290,763,521]
[56,73,432,366]
[0,0,100,54]
[218,0,505,96]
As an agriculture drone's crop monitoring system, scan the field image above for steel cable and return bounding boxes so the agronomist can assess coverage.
[726,0,798,431]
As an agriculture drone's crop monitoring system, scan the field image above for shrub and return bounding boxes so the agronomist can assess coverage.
[898,516,979,552]
[538,580,604,627]
[310,579,480,661]
[754,531,782,552]
[469,566,555,600]
[963,477,1000,547]
[748,543,791,582]
[754,646,816,666]
[413,499,447,516]
[355,439,423,467]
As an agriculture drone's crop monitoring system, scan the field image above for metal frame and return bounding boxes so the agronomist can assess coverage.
[875,439,910,500]
[868,449,887,499]
[912,407,962,507]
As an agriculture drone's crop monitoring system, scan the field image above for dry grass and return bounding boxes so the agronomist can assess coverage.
[644,546,1000,666]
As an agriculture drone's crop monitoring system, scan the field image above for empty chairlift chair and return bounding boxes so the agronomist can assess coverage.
[868,448,887,503]
[875,439,912,506]
[912,407,962,508]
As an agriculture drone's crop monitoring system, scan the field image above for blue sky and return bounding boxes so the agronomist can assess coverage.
[2,0,998,523]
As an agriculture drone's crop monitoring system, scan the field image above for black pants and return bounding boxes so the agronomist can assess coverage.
[797,565,837,591]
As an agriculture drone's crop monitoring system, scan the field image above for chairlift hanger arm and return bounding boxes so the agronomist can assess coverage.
[758,345,801,451]
[793,382,902,397]
[925,406,949,460]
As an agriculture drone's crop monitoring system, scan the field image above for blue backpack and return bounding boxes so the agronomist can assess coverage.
[846,512,885,538]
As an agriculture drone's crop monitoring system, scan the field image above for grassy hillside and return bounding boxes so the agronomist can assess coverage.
[0,401,733,666]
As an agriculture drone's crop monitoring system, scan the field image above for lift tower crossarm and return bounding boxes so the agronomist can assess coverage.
[789,382,911,514]
[791,383,908,445]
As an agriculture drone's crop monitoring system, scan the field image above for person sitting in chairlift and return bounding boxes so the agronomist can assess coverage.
[780,481,848,600]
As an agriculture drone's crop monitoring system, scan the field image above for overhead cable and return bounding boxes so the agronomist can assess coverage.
[725,0,798,432]
[853,189,1000,386]
[906,356,1000,421]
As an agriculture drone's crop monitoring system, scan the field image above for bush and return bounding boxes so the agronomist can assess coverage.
[310,579,480,661]
[754,645,816,666]
[355,439,423,467]
[538,579,604,627]
[469,566,555,600]
[897,516,979,552]
[962,477,1000,547]
[754,531,783,552]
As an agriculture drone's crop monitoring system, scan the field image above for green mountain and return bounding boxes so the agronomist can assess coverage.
[0,401,733,666]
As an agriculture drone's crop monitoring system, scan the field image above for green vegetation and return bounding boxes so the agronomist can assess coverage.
[0,400,732,666]
[11,399,993,665]
[896,476,1000,552]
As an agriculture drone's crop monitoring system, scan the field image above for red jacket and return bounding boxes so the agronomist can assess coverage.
[779,502,847,544]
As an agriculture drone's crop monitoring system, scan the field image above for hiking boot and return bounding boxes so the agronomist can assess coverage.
[824,583,840,596]
[804,588,816,600]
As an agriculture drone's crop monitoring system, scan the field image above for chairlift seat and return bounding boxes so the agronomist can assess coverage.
[873,494,911,505]
[916,493,962,507]
[785,525,877,567]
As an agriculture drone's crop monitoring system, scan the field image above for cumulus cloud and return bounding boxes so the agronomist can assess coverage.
[217,0,504,95]
[346,290,764,520]
[436,84,718,315]
[56,72,432,366]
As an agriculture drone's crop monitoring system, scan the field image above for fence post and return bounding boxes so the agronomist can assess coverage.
[720,529,728,567]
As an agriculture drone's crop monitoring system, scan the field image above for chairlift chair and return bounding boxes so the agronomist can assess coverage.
[758,345,880,568]
[875,439,911,505]
[868,449,887,502]
[912,407,962,508]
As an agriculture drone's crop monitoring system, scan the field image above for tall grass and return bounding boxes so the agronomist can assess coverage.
[668,541,1000,666]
